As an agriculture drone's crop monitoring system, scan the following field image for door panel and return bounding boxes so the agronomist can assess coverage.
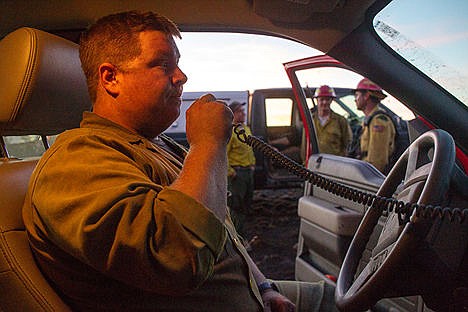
[295,154,385,284]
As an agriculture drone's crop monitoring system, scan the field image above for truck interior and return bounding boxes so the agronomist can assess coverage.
[1,1,467,311]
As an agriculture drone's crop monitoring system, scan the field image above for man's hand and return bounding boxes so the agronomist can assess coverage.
[228,169,236,179]
[171,93,233,221]
[186,93,233,148]
[244,251,294,312]
[262,289,295,312]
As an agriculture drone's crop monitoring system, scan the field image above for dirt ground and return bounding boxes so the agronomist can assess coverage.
[243,186,303,281]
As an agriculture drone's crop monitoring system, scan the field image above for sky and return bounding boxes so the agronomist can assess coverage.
[176,32,320,92]
[377,0,468,70]
[174,0,467,117]
[175,32,416,119]
[374,0,468,104]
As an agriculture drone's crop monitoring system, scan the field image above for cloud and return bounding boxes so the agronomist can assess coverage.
[415,31,468,48]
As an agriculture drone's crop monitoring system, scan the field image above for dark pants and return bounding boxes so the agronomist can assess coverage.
[228,167,254,238]
[274,280,338,311]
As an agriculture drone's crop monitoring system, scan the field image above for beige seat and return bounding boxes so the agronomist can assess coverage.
[0,27,90,311]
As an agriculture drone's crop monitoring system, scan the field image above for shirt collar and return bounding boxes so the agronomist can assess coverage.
[80,112,186,162]
[80,111,151,145]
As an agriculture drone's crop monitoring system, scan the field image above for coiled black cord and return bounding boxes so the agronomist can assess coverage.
[234,124,467,224]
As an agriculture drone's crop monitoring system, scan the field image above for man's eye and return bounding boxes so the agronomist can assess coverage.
[160,62,175,72]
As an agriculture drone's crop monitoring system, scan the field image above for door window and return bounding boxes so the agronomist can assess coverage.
[2,135,58,158]
[265,98,293,127]
[296,66,414,120]
[3,135,46,158]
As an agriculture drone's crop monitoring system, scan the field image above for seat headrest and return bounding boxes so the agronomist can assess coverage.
[0,27,91,135]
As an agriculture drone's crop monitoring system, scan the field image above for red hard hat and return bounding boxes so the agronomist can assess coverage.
[314,85,336,98]
[353,78,387,100]
[355,78,382,91]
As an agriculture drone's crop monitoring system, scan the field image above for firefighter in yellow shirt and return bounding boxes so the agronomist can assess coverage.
[312,85,352,156]
[227,101,256,238]
[353,78,395,173]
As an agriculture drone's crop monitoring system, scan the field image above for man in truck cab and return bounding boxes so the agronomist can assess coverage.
[311,85,352,156]
[22,10,337,311]
[352,78,396,173]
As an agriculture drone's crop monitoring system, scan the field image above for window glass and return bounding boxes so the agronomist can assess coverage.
[4,135,45,158]
[374,0,468,106]
[48,135,58,146]
[330,100,352,119]
[307,98,355,120]
[165,32,318,138]
[265,98,293,127]
[178,32,319,92]
[296,66,415,120]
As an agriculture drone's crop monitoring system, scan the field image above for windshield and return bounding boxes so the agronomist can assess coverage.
[374,0,468,106]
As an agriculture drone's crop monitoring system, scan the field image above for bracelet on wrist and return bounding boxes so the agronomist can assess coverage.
[257,281,273,295]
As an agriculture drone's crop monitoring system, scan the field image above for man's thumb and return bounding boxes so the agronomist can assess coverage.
[197,93,217,103]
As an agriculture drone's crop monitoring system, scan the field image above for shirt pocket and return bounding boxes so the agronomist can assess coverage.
[325,128,342,147]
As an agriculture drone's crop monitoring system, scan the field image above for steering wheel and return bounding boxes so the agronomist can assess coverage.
[335,129,456,311]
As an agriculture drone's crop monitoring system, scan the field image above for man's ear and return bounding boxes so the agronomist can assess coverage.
[99,63,120,98]
[363,91,371,101]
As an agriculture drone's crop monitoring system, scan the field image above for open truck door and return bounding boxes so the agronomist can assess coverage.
[282,55,450,311]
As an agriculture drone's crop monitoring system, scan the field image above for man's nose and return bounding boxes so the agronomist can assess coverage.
[173,66,188,85]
